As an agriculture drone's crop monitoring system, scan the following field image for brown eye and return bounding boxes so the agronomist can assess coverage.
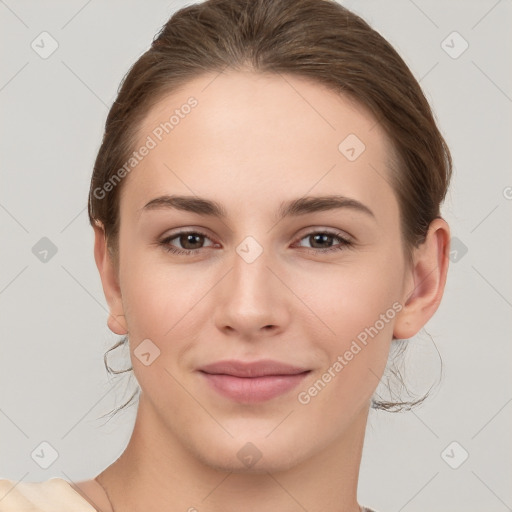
[178,233,206,250]
[308,233,336,249]
[160,230,216,255]
[295,231,352,254]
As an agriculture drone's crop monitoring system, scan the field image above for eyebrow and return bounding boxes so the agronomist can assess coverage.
[140,194,375,220]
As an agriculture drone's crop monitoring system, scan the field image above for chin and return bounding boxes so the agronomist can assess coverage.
[189,430,314,475]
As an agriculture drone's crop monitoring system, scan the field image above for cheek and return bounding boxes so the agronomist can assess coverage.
[298,253,403,391]
[304,255,402,339]
[118,249,227,394]
[288,259,403,444]
[118,263,205,407]
[120,262,205,342]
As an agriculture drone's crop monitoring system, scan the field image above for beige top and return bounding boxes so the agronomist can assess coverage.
[0,478,97,512]
[0,477,378,511]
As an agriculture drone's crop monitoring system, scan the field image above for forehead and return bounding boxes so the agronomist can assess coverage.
[120,70,397,221]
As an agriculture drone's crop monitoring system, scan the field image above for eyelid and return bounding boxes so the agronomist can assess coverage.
[161,228,218,247]
[293,226,354,243]
[161,226,216,240]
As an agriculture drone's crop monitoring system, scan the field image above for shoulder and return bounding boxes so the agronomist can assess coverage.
[0,478,97,512]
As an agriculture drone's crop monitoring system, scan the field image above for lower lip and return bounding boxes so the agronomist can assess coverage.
[199,371,310,403]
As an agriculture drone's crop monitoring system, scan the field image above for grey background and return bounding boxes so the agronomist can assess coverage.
[1,1,511,511]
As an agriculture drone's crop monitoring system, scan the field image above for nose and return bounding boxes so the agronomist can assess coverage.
[213,243,292,340]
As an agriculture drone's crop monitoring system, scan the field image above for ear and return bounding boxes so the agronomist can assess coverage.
[393,217,450,339]
[93,222,128,335]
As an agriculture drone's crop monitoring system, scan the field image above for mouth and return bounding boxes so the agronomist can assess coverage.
[197,359,311,403]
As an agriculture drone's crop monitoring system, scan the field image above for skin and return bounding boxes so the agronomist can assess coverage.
[75,70,450,512]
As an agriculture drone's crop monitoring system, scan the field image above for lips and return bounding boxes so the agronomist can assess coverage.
[198,359,311,403]
[198,359,310,378]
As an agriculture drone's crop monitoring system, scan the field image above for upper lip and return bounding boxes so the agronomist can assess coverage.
[198,359,310,378]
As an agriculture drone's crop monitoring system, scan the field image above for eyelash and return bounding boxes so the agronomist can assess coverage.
[159,229,353,256]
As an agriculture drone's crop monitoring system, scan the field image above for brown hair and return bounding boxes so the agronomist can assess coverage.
[89,0,452,419]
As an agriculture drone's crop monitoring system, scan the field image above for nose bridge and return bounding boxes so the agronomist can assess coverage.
[213,233,290,335]
[230,236,276,306]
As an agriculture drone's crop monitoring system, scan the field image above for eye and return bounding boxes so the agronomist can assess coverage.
[159,229,353,256]
[294,230,353,254]
[159,230,217,255]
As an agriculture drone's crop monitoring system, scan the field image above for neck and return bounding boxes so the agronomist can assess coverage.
[95,396,370,512]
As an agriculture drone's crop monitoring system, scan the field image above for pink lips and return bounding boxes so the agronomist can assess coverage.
[198,359,311,403]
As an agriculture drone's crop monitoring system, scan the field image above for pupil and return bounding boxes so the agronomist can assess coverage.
[312,234,331,248]
[182,233,202,249]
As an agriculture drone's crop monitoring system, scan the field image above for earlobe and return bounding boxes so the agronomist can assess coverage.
[93,223,128,335]
[393,218,450,340]
[107,312,128,336]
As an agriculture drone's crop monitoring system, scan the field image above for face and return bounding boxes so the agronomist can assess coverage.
[100,70,416,472]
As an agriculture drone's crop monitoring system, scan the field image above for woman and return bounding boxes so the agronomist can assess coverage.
[0,0,451,510]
